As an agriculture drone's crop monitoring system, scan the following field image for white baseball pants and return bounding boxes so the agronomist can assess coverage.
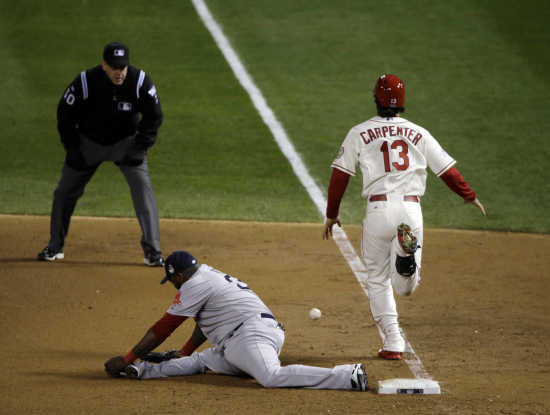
[361,196,423,352]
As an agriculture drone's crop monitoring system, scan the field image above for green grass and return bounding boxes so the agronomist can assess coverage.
[0,0,549,232]
[0,0,317,222]
[206,0,550,232]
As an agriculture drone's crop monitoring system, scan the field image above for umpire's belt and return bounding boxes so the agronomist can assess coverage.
[369,194,419,203]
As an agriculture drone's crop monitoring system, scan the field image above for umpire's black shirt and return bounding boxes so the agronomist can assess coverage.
[57,65,163,149]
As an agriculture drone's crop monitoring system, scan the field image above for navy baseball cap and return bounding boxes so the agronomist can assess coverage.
[160,251,198,284]
[103,42,129,68]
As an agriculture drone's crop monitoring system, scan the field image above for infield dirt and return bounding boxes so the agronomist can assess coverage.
[1,215,548,414]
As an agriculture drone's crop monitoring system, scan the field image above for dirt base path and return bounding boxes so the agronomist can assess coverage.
[1,215,549,414]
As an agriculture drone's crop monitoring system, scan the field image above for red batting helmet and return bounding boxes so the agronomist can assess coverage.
[374,74,405,108]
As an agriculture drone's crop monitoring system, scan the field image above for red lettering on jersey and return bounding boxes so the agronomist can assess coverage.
[382,126,389,137]
[389,126,396,136]
[172,292,181,305]
[396,127,403,136]
[368,129,376,140]
[408,129,414,139]
[412,133,422,145]
[361,129,377,145]
[374,128,382,138]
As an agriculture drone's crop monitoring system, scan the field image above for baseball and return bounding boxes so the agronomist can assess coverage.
[309,307,322,320]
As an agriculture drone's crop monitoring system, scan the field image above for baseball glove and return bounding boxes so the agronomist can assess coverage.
[104,355,127,377]
[140,350,182,363]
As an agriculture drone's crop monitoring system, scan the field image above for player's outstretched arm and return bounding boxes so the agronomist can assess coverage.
[465,197,486,216]
[439,167,486,217]
[104,313,188,376]
[104,328,163,377]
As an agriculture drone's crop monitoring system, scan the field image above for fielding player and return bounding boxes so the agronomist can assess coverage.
[104,251,368,391]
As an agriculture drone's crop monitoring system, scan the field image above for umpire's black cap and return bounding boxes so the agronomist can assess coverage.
[103,42,129,68]
[161,251,198,284]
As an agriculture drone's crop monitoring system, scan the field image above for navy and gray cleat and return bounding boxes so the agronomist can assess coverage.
[123,364,142,379]
[350,364,368,391]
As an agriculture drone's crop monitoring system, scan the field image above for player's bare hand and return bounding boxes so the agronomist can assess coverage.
[104,355,128,377]
[323,218,341,240]
[465,197,486,216]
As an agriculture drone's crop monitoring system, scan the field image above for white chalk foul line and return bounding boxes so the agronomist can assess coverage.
[191,0,433,381]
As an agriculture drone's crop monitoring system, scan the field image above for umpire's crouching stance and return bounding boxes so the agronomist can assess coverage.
[38,42,164,266]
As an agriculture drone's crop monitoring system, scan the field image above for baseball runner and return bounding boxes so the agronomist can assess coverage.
[104,251,368,391]
[323,74,486,360]
[37,42,164,266]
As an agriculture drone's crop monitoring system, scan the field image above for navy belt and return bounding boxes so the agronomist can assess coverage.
[232,313,282,334]
[262,312,285,331]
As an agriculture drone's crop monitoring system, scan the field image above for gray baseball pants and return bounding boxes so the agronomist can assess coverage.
[134,315,357,390]
[47,135,161,256]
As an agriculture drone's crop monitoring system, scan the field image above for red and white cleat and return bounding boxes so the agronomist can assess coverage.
[378,349,403,360]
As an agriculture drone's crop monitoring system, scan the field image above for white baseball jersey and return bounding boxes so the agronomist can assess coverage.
[166,264,272,347]
[331,116,455,198]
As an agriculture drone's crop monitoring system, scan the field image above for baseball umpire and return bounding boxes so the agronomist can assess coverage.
[323,74,485,360]
[104,251,368,391]
[37,41,164,266]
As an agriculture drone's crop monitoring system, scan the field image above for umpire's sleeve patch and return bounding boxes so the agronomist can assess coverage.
[80,71,88,100]
[148,85,159,103]
[136,70,145,98]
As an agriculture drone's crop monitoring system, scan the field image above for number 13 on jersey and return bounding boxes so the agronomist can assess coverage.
[380,140,409,172]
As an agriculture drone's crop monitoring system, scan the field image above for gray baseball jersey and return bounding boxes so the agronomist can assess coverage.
[166,264,272,347]
[133,263,364,390]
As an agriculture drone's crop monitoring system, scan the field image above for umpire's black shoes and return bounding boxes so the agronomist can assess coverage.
[144,252,164,267]
[37,247,64,262]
